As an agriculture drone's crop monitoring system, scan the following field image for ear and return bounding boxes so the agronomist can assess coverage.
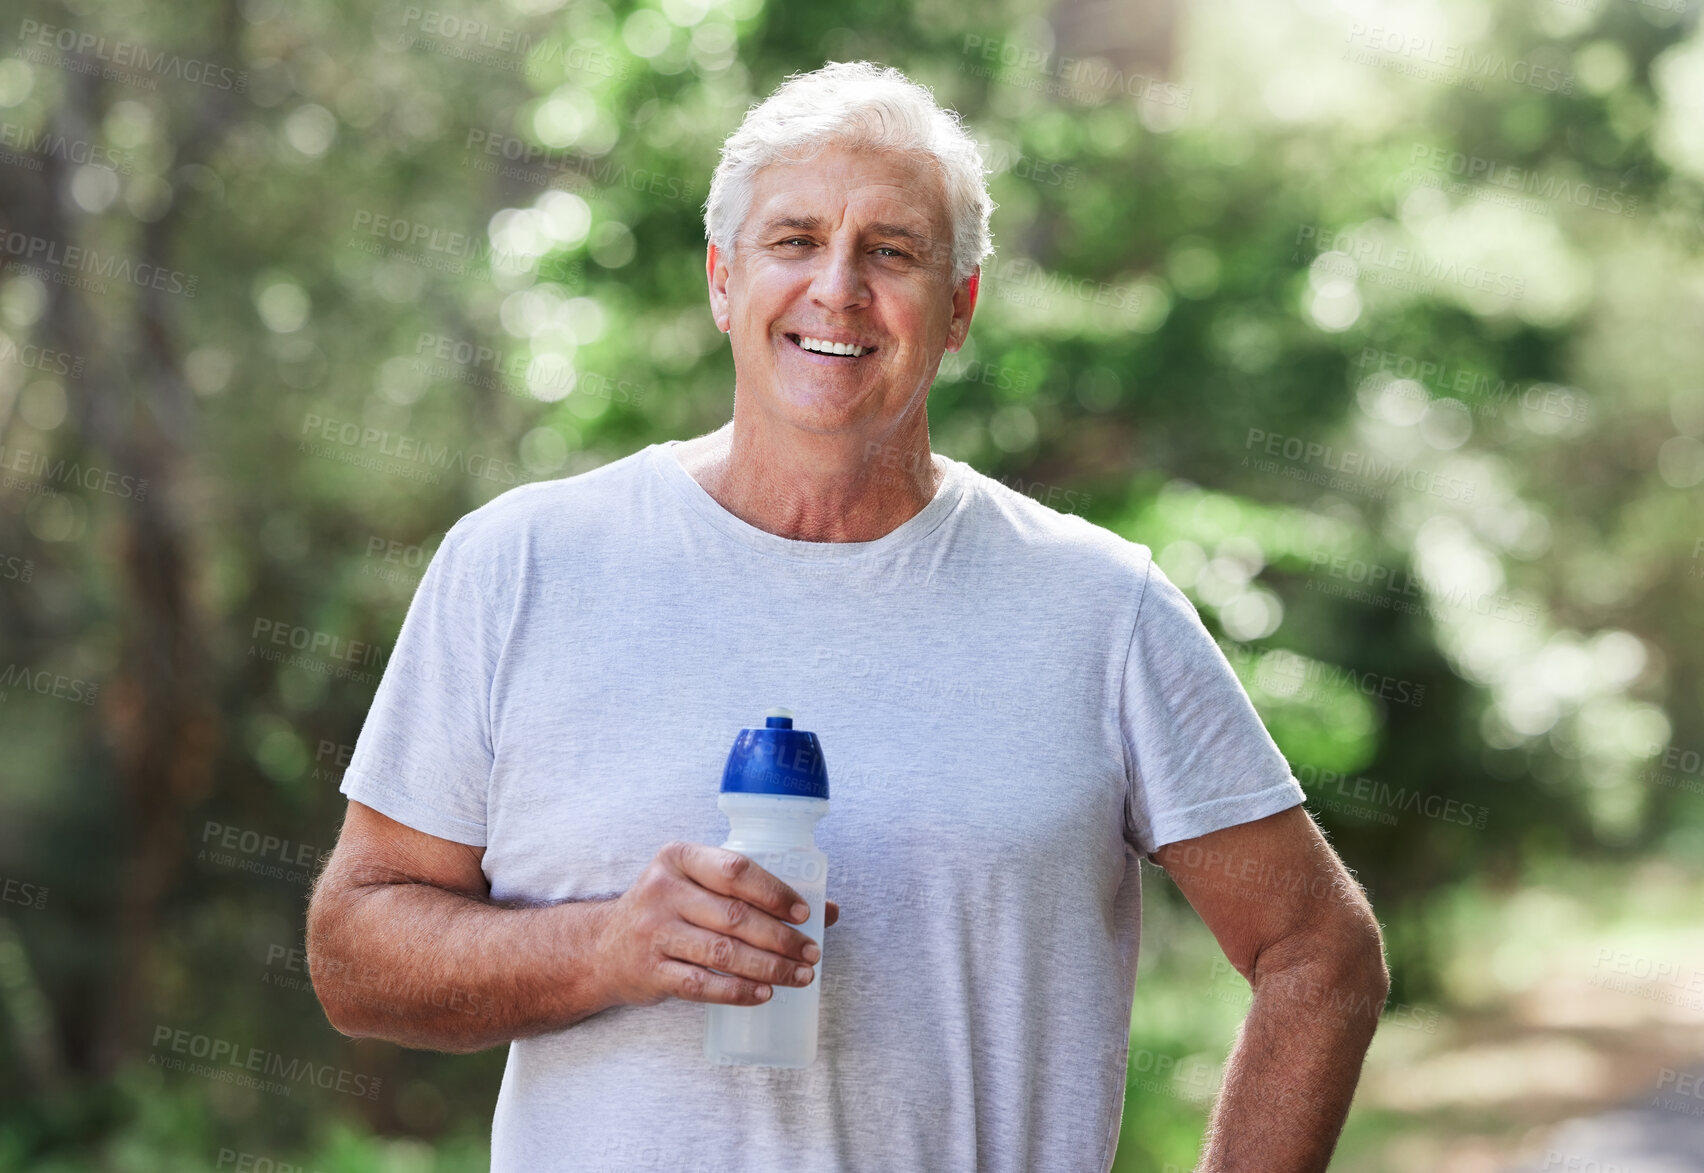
[945,266,979,353]
[707,242,731,333]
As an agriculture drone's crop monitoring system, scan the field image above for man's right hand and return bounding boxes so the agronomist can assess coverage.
[594,841,836,1009]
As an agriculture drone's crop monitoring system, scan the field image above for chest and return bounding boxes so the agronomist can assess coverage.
[479,585,1129,905]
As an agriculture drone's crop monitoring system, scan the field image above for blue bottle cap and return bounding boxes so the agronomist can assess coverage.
[720,708,830,799]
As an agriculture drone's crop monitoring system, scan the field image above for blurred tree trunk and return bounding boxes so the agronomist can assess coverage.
[9,10,240,1076]
[1048,0,1180,80]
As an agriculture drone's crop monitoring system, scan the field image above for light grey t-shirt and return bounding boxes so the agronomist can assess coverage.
[340,439,1305,1173]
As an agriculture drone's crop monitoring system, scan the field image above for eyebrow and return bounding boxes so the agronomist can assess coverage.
[755,214,932,247]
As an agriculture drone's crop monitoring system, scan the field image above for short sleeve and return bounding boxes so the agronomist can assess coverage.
[1119,558,1306,861]
[339,515,506,846]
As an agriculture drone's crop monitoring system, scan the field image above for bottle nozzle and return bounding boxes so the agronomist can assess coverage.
[764,706,794,729]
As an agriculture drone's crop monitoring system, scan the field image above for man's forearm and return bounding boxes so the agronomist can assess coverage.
[1195,948,1388,1173]
[306,881,616,1053]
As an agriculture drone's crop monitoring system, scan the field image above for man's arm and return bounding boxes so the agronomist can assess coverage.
[305,800,837,1053]
[1150,804,1390,1173]
[304,801,614,1052]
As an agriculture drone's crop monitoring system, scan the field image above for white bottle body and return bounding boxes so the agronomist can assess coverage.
[704,792,829,1068]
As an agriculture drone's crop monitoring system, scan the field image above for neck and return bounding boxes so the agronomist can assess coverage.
[676,413,942,543]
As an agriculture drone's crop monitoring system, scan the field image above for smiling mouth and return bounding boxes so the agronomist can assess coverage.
[786,333,877,358]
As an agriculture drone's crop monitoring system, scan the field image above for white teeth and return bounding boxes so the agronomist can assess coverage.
[797,335,869,357]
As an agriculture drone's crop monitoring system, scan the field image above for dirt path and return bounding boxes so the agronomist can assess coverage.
[1331,865,1704,1172]
[1503,1060,1704,1172]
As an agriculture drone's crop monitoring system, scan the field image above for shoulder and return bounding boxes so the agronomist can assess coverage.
[431,447,652,587]
[945,455,1154,590]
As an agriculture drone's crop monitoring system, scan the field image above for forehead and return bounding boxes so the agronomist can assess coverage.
[743,145,949,239]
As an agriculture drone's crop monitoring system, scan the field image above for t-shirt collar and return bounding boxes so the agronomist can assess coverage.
[646,439,966,562]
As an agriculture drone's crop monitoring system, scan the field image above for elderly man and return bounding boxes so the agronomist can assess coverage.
[307,60,1388,1173]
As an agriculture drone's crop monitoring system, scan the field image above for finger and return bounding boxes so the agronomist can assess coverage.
[662,924,814,989]
[825,900,839,928]
[677,878,818,963]
[676,842,808,925]
[656,958,774,1006]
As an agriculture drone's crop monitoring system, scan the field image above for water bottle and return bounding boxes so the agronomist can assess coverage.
[704,706,830,1068]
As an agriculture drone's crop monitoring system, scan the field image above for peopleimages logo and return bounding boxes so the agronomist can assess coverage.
[149,1025,382,1100]
[1243,427,1477,504]
[1405,145,1639,218]
[1352,347,1592,424]
[400,7,632,79]
[0,120,134,173]
[1640,741,1704,798]
[0,228,199,297]
[1294,225,1527,300]
[461,129,696,202]
[981,255,1160,317]
[1296,763,1490,829]
[0,445,149,499]
[200,820,329,870]
[1,875,49,911]
[217,1148,326,1173]
[1215,636,1428,709]
[1342,23,1574,94]
[410,332,647,406]
[0,336,87,379]
[343,209,528,277]
[960,34,1192,107]
[1305,548,1541,629]
[15,20,248,93]
[0,662,100,706]
[298,412,520,486]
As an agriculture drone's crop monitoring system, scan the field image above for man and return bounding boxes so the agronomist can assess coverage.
[307,60,1389,1172]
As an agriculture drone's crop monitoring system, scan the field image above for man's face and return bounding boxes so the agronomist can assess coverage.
[707,143,978,440]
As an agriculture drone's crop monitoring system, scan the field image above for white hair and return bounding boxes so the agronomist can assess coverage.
[703,60,995,286]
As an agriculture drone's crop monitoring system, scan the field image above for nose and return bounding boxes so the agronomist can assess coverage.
[809,237,871,313]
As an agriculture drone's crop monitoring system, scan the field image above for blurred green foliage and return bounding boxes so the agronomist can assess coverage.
[1,0,1701,1166]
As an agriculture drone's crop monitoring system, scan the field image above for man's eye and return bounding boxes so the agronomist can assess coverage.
[780,237,812,247]
[875,246,906,258]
